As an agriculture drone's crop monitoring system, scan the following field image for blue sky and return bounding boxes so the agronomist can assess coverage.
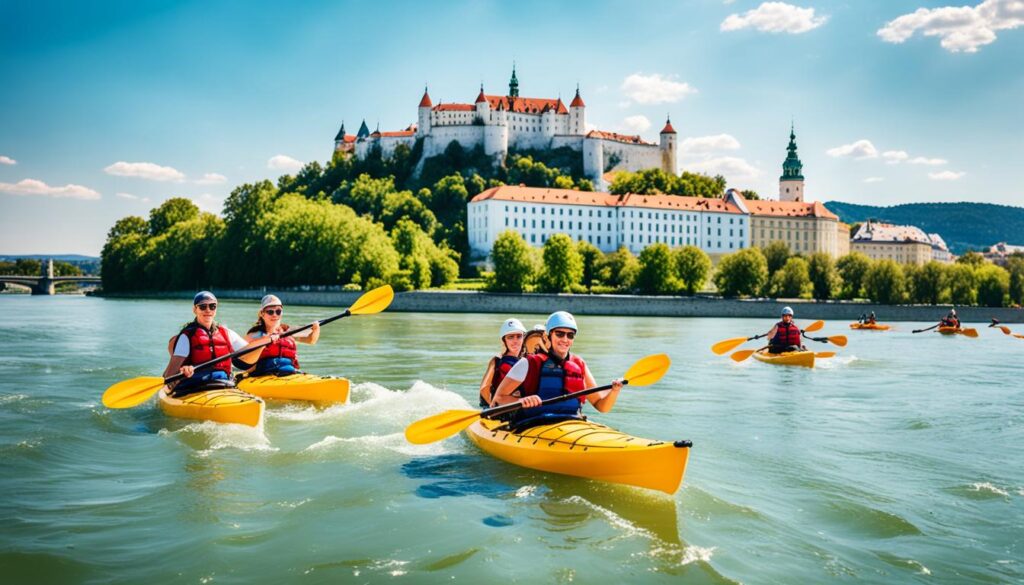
[1,0,1022,255]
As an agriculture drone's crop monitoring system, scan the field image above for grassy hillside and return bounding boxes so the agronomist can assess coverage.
[824,201,1024,255]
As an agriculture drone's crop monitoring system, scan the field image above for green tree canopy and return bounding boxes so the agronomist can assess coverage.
[975,264,1009,307]
[636,243,680,294]
[539,233,584,293]
[149,197,200,237]
[489,230,536,293]
[770,256,812,298]
[762,241,791,279]
[864,259,906,305]
[947,263,978,305]
[713,247,768,297]
[836,252,872,300]
[674,245,711,295]
[576,240,603,292]
[807,252,839,300]
[956,251,986,266]
[598,246,639,291]
[1005,256,1024,306]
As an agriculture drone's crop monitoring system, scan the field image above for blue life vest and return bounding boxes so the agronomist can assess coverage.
[509,353,586,430]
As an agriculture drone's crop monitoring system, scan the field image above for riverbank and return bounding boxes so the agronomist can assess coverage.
[96,289,1024,323]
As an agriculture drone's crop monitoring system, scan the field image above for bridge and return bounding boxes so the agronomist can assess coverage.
[0,259,101,295]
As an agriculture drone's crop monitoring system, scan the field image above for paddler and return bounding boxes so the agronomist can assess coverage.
[491,311,623,429]
[763,306,806,354]
[477,318,526,407]
[162,291,271,396]
[522,323,549,356]
[244,294,319,377]
[939,308,960,328]
[867,311,877,325]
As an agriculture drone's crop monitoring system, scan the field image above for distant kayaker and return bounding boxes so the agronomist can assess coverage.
[522,324,549,356]
[491,311,623,429]
[478,318,526,407]
[244,294,319,377]
[940,309,960,329]
[763,306,806,354]
[162,291,270,396]
[867,311,877,325]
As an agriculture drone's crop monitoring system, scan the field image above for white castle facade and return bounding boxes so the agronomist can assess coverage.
[334,67,677,188]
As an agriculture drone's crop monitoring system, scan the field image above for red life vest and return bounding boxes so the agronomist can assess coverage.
[258,335,299,368]
[520,353,587,403]
[481,354,519,407]
[181,321,233,376]
[771,321,802,347]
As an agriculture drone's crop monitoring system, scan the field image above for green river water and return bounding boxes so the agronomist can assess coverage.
[1,295,1021,584]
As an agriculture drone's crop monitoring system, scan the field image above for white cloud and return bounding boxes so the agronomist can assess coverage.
[685,156,761,181]
[826,139,879,159]
[929,170,965,180]
[104,161,185,182]
[0,178,100,200]
[877,0,1024,53]
[721,2,828,34]
[908,156,948,165]
[622,115,651,133]
[620,73,697,105]
[192,193,224,214]
[195,172,227,185]
[0,155,16,165]
[882,150,909,164]
[267,154,305,172]
[116,192,150,202]
[864,177,885,183]
[680,134,742,155]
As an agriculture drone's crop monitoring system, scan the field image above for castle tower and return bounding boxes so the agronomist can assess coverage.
[779,124,805,202]
[417,86,432,137]
[508,64,519,98]
[659,116,677,175]
[357,119,370,140]
[569,85,586,136]
[474,84,490,123]
[334,121,347,151]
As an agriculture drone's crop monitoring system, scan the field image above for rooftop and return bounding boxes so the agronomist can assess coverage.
[470,185,745,213]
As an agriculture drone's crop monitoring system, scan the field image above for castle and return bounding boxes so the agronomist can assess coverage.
[334,67,677,188]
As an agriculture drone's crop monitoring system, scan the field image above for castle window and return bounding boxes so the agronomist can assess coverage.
[505,217,509,226]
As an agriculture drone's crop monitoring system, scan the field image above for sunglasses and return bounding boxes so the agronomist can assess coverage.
[552,330,576,340]
[264,308,282,316]
[196,303,217,311]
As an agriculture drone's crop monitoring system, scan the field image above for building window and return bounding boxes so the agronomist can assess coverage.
[505,217,509,226]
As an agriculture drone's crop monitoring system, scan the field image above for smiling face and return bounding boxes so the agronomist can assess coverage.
[549,327,576,357]
[502,332,524,356]
[193,302,217,327]
[782,314,793,324]
[262,305,283,329]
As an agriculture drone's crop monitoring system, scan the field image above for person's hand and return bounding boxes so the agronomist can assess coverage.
[311,322,320,335]
[519,395,542,408]
[179,365,195,378]
[269,333,280,343]
[610,379,623,392]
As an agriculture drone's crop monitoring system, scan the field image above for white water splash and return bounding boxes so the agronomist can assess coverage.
[516,485,538,498]
[818,355,858,369]
[680,545,716,566]
[971,482,1009,497]
[0,393,28,404]
[160,420,276,454]
[266,380,470,427]
[304,432,459,458]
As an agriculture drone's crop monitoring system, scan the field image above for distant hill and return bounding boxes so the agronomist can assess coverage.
[823,201,1024,255]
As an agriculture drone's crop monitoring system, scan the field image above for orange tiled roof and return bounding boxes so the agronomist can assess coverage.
[339,134,356,143]
[585,130,653,146]
[570,90,585,108]
[470,185,744,214]
[661,119,676,134]
[434,103,475,112]
[371,124,417,138]
[418,90,432,108]
[743,199,838,220]
[484,95,568,114]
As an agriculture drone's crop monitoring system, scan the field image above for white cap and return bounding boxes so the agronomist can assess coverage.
[499,318,527,339]
[260,294,283,310]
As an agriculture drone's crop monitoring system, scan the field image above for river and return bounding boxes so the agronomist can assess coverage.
[1,295,1021,583]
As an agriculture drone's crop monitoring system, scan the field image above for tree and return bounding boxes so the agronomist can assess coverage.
[1006,256,1024,306]
[608,168,724,198]
[947,263,978,305]
[807,252,839,300]
[762,241,791,279]
[713,247,768,297]
[380,190,438,235]
[489,230,536,292]
[539,233,584,293]
[576,240,603,291]
[740,189,760,200]
[674,245,711,295]
[956,251,986,266]
[908,261,948,305]
[391,218,459,289]
[864,259,906,305]
[107,216,149,240]
[975,264,1009,307]
[636,243,680,294]
[836,252,872,299]
[770,256,812,298]
[212,180,278,287]
[143,213,225,290]
[598,246,639,291]
[149,197,199,236]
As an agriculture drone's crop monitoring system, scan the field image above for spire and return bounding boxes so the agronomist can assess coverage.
[418,85,432,108]
[475,83,487,104]
[780,123,804,181]
[508,63,519,98]
[357,119,370,139]
[570,84,585,108]
[660,115,676,134]
[334,121,346,142]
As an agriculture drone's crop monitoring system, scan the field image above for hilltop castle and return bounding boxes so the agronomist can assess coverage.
[334,67,677,188]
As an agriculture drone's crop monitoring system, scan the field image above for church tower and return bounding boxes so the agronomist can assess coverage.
[508,64,519,98]
[779,124,805,202]
[417,86,432,137]
[659,116,677,175]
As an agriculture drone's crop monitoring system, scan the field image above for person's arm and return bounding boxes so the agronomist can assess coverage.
[164,334,191,384]
[478,359,497,406]
[493,358,535,407]
[583,363,623,413]
[765,325,778,340]
[293,322,320,345]
[230,329,277,366]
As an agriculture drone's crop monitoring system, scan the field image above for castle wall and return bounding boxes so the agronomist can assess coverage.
[422,126,485,157]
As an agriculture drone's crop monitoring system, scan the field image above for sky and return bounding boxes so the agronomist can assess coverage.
[1,0,1022,255]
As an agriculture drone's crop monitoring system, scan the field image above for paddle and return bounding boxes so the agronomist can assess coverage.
[802,331,848,347]
[404,353,671,445]
[960,328,979,338]
[814,351,836,359]
[711,320,823,355]
[102,285,395,409]
[912,323,940,334]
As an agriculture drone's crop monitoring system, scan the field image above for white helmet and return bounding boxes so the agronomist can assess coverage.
[499,318,527,340]
[781,306,794,316]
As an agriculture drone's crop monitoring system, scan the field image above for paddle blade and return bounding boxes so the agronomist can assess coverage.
[404,409,481,445]
[961,328,978,338]
[349,285,394,315]
[711,337,748,355]
[827,335,848,347]
[804,320,824,333]
[998,325,1012,335]
[1014,334,1024,339]
[623,353,670,387]
[730,349,756,363]
[814,351,836,358]
[102,377,165,409]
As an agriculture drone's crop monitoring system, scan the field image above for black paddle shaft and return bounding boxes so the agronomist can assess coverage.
[162,309,352,384]
[481,381,627,420]
[801,331,829,344]
[912,323,940,334]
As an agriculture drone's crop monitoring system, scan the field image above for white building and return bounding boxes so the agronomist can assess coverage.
[468,185,749,262]
[336,67,677,188]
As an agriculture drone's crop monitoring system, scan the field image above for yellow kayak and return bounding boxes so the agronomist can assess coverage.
[236,373,349,403]
[937,326,965,335]
[850,323,890,331]
[158,387,264,427]
[752,349,815,368]
[465,418,691,494]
